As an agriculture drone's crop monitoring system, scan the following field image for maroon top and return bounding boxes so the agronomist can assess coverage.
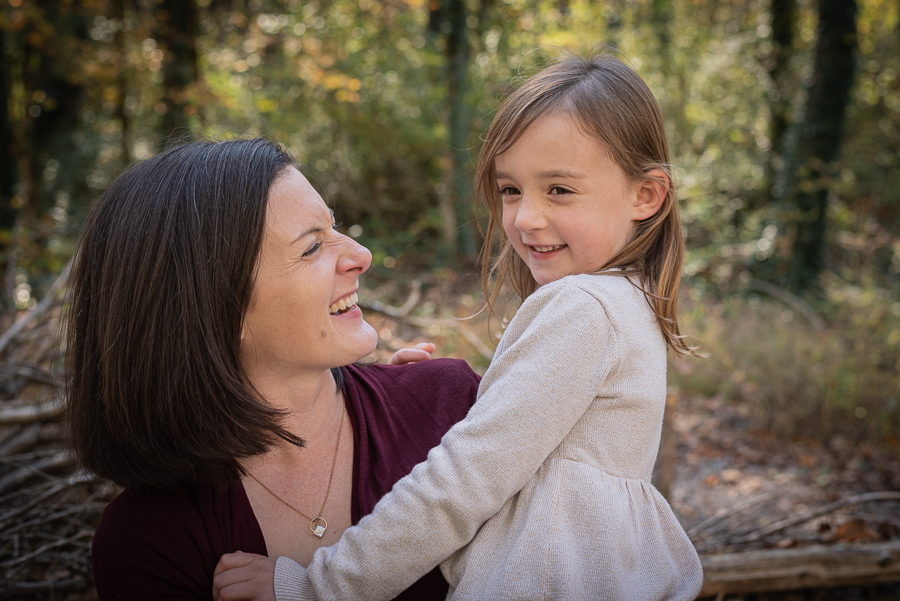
[91,359,480,600]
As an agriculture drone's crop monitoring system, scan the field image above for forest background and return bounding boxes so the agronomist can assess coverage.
[1,0,899,455]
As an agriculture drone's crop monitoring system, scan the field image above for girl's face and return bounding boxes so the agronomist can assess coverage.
[495,112,662,286]
[240,167,378,380]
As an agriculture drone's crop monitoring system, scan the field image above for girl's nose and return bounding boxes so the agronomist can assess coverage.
[337,237,372,275]
[514,198,547,232]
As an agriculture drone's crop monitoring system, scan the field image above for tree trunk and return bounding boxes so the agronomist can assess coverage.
[156,0,200,145]
[783,0,857,294]
[430,0,476,258]
[764,0,796,203]
[113,0,132,164]
[651,0,672,68]
[0,26,19,231]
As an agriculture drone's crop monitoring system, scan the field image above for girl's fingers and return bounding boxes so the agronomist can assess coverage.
[215,551,256,577]
[414,342,436,353]
[213,552,268,599]
[388,348,433,365]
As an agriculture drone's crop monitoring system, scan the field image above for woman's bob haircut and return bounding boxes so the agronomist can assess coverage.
[66,137,314,492]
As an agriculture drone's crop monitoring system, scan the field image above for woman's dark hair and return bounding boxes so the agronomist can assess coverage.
[66,137,311,491]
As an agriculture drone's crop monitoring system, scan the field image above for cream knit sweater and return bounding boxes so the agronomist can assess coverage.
[275,274,703,600]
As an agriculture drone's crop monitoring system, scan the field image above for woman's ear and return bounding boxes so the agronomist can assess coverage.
[631,169,669,221]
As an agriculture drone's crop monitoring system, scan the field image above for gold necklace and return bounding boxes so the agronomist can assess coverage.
[239,401,345,538]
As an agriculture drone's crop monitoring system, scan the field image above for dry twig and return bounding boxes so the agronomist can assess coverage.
[733,491,900,544]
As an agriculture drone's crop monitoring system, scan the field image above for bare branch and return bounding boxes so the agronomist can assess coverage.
[734,491,900,544]
[0,397,64,425]
[0,529,93,568]
[0,259,71,356]
[0,451,71,494]
[360,279,422,318]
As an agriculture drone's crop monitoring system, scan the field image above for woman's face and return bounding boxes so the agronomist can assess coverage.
[240,167,377,379]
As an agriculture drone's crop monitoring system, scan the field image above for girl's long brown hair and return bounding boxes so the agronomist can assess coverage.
[477,53,698,355]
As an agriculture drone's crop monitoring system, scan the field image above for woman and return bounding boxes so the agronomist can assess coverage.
[67,138,480,600]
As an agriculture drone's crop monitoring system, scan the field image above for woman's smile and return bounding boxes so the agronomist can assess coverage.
[329,291,359,315]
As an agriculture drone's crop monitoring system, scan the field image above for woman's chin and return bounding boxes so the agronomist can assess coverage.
[347,320,379,363]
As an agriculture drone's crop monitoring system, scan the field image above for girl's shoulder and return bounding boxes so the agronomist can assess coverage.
[527,273,641,310]
[517,274,654,341]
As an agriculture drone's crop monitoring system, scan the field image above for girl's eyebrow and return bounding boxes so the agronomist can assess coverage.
[494,169,587,180]
[538,169,586,180]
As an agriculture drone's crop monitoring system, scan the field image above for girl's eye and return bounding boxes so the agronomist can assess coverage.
[499,186,520,196]
[549,186,571,195]
[302,241,322,257]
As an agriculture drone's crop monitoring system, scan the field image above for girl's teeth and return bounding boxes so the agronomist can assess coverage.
[330,292,359,314]
[534,245,563,253]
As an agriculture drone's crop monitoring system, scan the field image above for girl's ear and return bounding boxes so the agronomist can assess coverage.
[631,169,669,221]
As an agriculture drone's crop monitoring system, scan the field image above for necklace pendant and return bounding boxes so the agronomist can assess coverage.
[310,517,327,538]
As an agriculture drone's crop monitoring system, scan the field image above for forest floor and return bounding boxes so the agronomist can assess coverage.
[669,394,900,600]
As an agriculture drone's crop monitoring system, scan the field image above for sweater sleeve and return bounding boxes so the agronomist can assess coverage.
[277,281,619,601]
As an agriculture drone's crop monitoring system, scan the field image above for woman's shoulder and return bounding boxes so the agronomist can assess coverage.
[342,359,479,447]
[344,358,480,404]
[93,483,265,600]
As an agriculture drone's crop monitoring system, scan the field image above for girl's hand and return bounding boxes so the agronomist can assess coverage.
[388,342,436,365]
[213,551,276,601]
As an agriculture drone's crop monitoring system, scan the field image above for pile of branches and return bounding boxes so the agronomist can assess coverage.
[0,265,111,600]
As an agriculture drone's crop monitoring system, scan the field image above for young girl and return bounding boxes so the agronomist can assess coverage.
[214,53,703,601]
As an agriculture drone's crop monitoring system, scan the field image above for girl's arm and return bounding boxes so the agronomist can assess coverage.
[275,281,618,600]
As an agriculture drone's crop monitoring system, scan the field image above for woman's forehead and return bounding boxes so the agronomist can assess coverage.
[266,168,331,239]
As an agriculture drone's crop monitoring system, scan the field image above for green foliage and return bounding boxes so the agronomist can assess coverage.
[1,0,898,447]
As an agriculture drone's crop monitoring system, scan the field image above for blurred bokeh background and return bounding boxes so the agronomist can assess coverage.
[1,0,899,596]
[4,0,896,446]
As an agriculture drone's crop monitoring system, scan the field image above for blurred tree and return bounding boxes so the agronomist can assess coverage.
[764,0,796,204]
[156,0,200,144]
[783,0,858,294]
[112,0,133,164]
[0,25,18,231]
[429,0,480,259]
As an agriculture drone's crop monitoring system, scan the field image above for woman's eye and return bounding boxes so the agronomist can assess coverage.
[302,241,322,257]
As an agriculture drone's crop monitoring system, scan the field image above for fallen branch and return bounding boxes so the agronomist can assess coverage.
[0,397,64,425]
[748,280,826,332]
[0,451,71,494]
[0,423,43,457]
[0,481,68,529]
[699,541,900,597]
[0,259,71,356]
[688,492,775,539]
[361,289,495,361]
[0,529,93,568]
[732,491,900,544]
[403,316,495,361]
[361,279,422,318]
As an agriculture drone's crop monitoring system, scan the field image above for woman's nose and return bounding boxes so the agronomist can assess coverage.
[514,197,546,232]
[337,237,372,275]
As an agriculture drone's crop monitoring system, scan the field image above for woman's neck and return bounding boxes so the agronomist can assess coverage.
[244,366,345,462]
